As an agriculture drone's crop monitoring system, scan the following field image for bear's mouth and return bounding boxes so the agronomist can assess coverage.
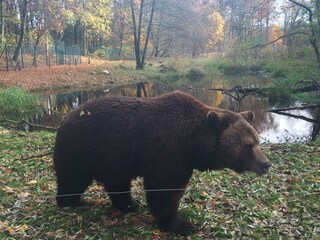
[255,162,271,175]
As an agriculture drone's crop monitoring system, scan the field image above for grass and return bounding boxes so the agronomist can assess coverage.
[0,87,39,114]
[266,78,295,102]
[0,127,319,239]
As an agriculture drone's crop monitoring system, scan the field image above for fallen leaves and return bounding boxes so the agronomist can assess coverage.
[27,180,37,185]
[0,128,319,239]
[4,186,14,194]
[0,221,29,236]
[0,60,142,94]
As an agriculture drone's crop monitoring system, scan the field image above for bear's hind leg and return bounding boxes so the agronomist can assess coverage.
[104,180,138,214]
[56,173,92,207]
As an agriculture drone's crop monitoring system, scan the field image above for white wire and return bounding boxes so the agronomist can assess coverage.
[55,187,189,198]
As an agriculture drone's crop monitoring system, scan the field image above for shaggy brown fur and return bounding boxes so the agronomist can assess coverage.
[53,91,270,235]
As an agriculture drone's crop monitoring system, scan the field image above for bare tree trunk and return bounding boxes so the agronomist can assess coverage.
[13,0,28,62]
[33,34,41,67]
[130,0,143,69]
[130,0,155,70]
[0,0,4,48]
[141,0,155,68]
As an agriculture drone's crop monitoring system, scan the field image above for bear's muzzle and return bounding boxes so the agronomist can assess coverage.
[260,162,272,174]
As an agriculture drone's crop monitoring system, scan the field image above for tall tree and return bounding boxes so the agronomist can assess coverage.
[130,0,156,70]
[110,0,131,57]
[13,0,29,62]
[0,0,4,47]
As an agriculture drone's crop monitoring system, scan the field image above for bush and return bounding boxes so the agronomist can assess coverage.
[263,61,289,78]
[186,68,204,79]
[267,79,294,102]
[0,87,39,114]
[217,62,249,75]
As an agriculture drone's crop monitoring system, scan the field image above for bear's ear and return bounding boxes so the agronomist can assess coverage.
[241,111,255,125]
[207,111,229,130]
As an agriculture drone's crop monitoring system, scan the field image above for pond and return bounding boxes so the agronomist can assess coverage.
[23,79,319,143]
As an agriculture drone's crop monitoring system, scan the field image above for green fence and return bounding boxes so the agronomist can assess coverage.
[0,43,81,71]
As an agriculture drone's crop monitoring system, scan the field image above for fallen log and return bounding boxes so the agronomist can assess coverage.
[264,104,320,112]
[264,104,320,124]
[187,85,265,101]
[0,116,58,131]
[206,86,263,94]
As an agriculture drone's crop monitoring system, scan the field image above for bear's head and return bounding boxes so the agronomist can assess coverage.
[199,110,271,175]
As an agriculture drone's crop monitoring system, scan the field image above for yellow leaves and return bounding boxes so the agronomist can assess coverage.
[202,191,209,196]
[268,24,284,45]
[78,0,112,37]
[207,11,225,49]
[0,221,29,236]
[19,224,29,234]
[0,221,9,231]
[6,226,15,235]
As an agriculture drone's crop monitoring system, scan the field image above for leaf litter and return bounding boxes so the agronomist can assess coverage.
[0,127,319,239]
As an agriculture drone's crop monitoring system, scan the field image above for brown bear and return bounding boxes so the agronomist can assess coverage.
[53,91,271,235]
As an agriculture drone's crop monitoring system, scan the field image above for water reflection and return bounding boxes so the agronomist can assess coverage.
[260,110,314,142]
[28,81,318,143]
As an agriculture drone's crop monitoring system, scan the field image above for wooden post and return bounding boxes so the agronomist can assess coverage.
[5,46,9,71]
[20,47,24,69]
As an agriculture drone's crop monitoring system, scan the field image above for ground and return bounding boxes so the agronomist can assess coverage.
[0,128,319,239]
[0,59,161,94]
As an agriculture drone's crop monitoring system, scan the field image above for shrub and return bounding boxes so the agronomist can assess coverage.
[0,87,39,114]
[217,62,249,75]
[186,68,204,79]
[267,79,294,102]
[263,61,289,78]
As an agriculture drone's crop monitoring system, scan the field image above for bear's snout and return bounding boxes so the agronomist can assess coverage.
[260,162,271,174]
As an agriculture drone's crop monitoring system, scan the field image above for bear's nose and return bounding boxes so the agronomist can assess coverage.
[262,162,271,171]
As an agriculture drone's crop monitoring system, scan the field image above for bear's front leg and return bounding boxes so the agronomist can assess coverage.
[145,188,197,235]
[104,180,138,214]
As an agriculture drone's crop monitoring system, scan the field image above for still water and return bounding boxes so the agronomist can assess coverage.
[26,81,319,143]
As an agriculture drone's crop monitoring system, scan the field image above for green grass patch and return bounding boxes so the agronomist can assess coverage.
[266,78,295,102]
[0,87,39,114]
[295,92,320,104]
[0,127,319,239]
[217,61,249,75]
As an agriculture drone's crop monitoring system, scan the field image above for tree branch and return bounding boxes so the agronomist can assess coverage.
[0,117,57,131]
[14,151,53,161]
[264,104,320,125]
[266,111,320,124]
[288,0,313,17]
[244,32,310,50]
[264,104,320,112]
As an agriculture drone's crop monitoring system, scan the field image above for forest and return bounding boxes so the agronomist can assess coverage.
[0,0,320,69]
